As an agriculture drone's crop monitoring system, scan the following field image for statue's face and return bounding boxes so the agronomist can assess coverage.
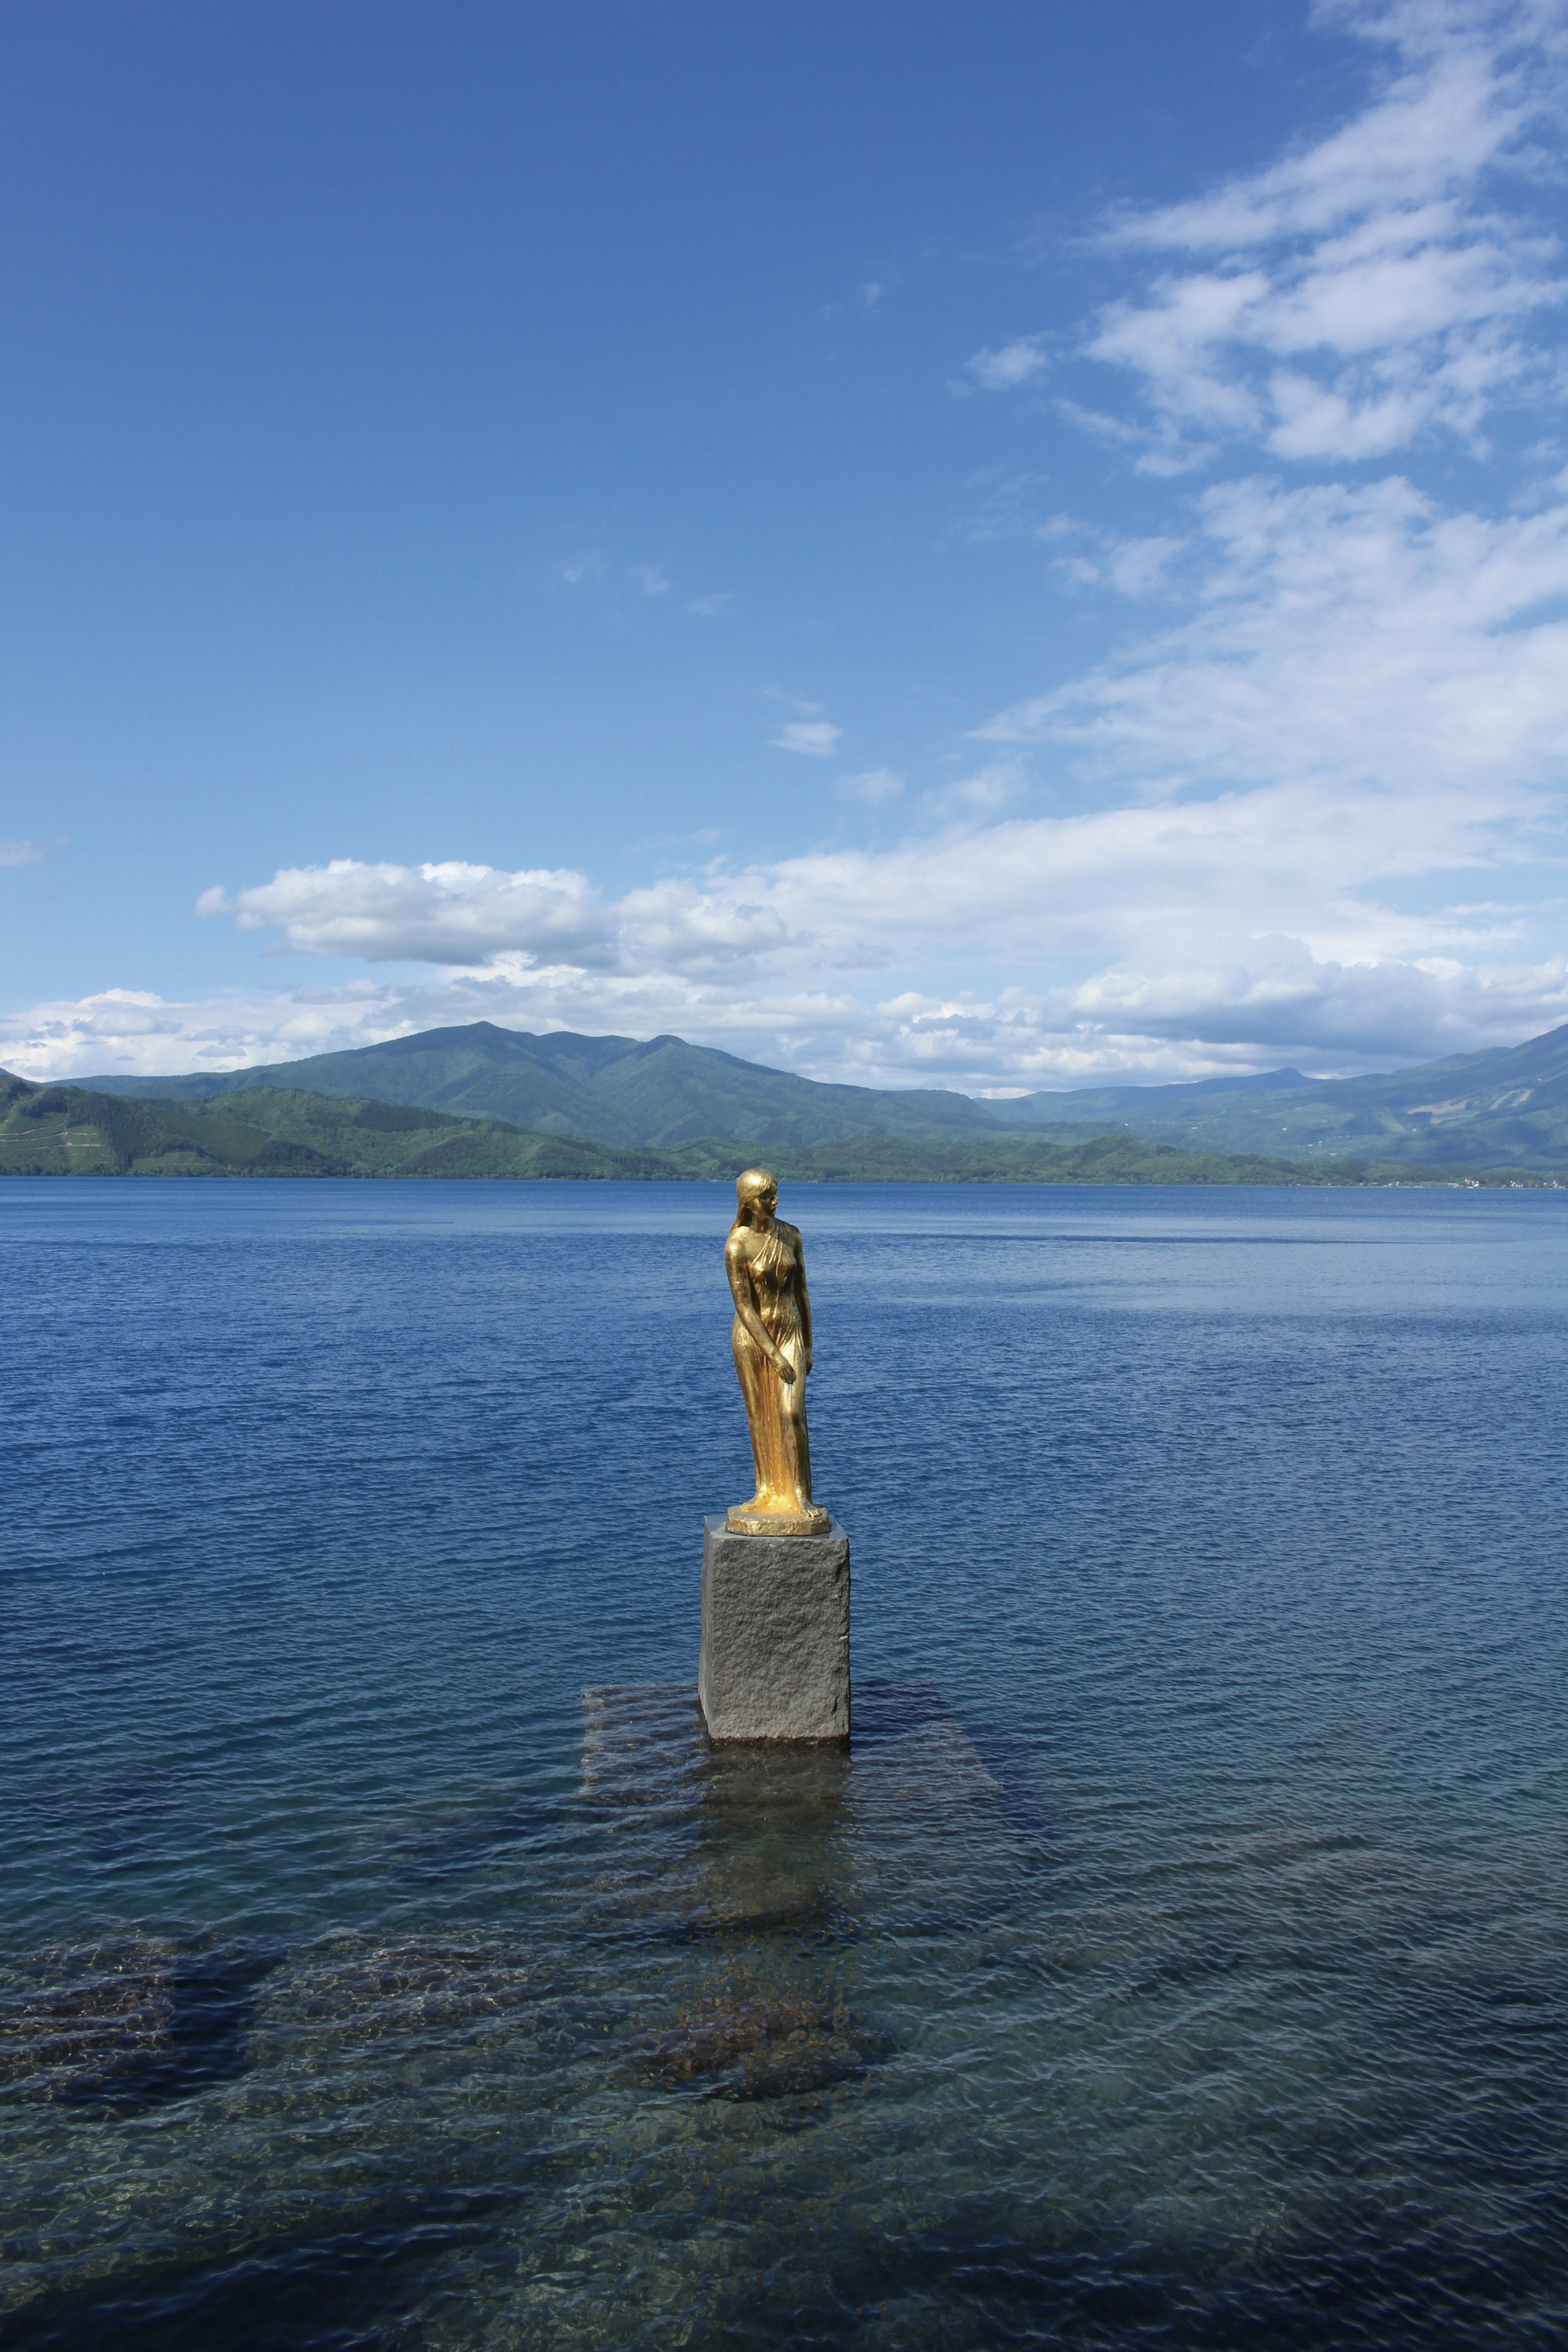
[753,1183,777,1221]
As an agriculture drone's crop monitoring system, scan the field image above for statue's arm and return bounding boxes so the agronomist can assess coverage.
[788,1225,815,1370]
[726,1233,793,1379]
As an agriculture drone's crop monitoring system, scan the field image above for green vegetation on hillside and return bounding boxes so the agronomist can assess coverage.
[2,1071,1562,1187]
[990,1022,1568,1167]
[0,1077,681,1179]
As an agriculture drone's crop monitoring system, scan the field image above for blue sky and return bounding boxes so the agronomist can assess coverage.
[3,0,1567,1090]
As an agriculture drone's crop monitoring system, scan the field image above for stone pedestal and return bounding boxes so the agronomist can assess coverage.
[699,1516,850,1745]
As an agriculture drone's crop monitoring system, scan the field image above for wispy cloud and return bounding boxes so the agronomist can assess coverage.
[982,472,1568,805]
[951,470,1056,544]
[837,768,905,805]
[0,840,42,867]
[1080,0,1568,470]
[1037,516,1184,595]
[959,334,1051,392]
[559,549,605,585]
[563,551,720,611]
[771,719,842,757]
[931,760,1026,816]
[965,5,1568,470]
[824,277,890,320]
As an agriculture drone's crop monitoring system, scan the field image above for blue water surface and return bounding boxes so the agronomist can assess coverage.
[2,1177,1565,2350]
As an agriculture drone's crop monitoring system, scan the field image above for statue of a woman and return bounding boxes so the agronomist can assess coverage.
[725,1168,829,1535]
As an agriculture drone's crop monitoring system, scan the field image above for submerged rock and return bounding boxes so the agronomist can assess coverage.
[626,1991,888,2099]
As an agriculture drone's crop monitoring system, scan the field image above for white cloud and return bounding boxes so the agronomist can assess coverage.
[628,564,671,597]
[771,719,842,757]
[1,840,42,866]
[196,802,1478,989]
[1,985,409,1082]
[194,858,803,975]
[837,767,905,804]
[160,391,1568,1077]
[196,860,616,967]
[686,592,729,616]
[961,335,1051,392]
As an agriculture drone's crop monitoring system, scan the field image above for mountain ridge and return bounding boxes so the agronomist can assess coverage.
[65,1015,1568,1167]
[75,1021,1002,1147]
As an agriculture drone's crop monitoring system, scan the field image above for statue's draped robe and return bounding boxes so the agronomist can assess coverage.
[731,1219,815,1514]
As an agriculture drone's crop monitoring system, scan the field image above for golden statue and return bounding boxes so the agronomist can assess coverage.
[725,1168,830,1535]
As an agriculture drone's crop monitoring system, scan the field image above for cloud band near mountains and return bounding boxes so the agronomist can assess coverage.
[7,945,1567,1092]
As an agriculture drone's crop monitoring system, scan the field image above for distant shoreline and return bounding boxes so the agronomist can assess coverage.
[3,1168,1563,1192]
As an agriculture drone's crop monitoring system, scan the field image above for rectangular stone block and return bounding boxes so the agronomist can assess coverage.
[699,1515,850,1745]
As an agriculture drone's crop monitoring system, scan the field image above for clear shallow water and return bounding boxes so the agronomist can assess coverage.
[2,1176,1566,2351]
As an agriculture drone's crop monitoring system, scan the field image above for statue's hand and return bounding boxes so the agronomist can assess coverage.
[773,1351,796,1384]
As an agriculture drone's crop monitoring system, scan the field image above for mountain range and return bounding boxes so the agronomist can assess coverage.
[3,1070,1546,1187]
[70,1015,1568,1169]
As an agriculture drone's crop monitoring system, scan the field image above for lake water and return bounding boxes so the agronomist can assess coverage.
[3,1177,1566,2350]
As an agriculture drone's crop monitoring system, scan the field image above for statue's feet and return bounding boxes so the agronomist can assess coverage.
[726,1497,831,1537]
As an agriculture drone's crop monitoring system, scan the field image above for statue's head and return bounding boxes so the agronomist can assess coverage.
[734,1167,777,1226]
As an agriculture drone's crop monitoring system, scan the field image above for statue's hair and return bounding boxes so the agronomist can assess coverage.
[730,1166,776,1234]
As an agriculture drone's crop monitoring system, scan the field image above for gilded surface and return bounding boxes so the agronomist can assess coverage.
[724,1168,830,1535]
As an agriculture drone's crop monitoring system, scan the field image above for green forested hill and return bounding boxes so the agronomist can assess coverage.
[0,1077,682,1179]
[2,1070,1561,1186]
[75,1022,1000,1147]
[71,1015,1568,1168]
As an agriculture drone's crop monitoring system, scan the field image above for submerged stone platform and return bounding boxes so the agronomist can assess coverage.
[699,1515,850,1746]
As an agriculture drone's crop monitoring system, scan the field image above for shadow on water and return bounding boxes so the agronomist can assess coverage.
[0,2191,513,2352]
[12,2179,1562,2352]
[566,1678,1043,2116]
[580,1685,854,1939]
[572,1679,1043,2057]
[579,1684,891,2106]
[696,2202,1568,2352]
